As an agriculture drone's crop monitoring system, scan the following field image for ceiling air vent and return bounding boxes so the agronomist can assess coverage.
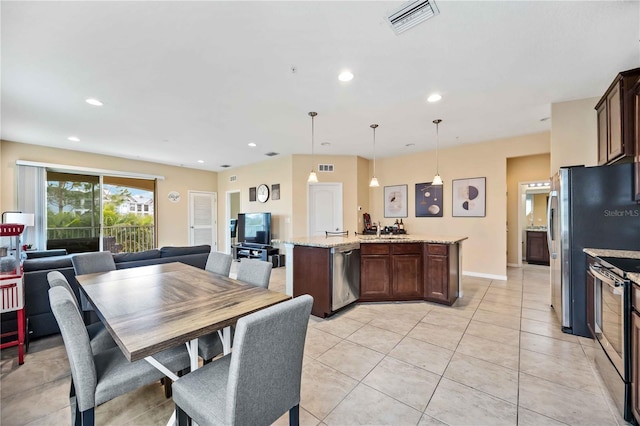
[265,152,279,157]
[386,0,440,35]
[318,164,334,172]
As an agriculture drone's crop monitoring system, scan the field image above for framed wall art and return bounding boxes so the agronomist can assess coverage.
[249,186,256,202]
[452,177,486,217]
[415,182,443,217]
[271,184,280,200]
[384,184,408,218]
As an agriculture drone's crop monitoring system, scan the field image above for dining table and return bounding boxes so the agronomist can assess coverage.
[75,261,291,378]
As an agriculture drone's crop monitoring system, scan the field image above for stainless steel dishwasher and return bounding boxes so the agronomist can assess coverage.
[331,242,360,312]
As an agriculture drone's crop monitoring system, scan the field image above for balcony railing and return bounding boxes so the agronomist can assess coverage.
[47,225,155,253]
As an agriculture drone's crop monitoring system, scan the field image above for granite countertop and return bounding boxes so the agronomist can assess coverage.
[274,235,468,248]
[526,228,547,232]
[583,248,640,285]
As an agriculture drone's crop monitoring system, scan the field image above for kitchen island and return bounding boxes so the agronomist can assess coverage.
[276,235,467,317]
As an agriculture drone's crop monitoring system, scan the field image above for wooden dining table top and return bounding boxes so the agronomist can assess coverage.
[76,262,291,362]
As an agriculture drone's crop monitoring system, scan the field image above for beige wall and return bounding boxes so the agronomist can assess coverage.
[551,97,598,173]
[217,155,293,252]
[506,154,551,265]
[291,154,363,238]
[0,140,217,247]
[357,156,371,232]
[7,95,602,277]
[371,132,550,278]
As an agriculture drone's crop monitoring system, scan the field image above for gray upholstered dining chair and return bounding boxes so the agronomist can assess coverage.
[205,251,233,276]
[236,258,272,289]
[49,286,191,426]
[71,251,117,315]
[197,257,271,364]
[47,271,116,354]
[173,295,313,426]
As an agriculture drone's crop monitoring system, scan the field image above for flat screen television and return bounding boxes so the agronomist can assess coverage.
[237,212,271,246]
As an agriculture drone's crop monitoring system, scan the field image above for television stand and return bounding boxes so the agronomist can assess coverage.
[233,244,279,262]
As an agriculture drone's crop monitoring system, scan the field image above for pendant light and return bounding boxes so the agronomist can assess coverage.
[369,124,380,187]
[432,119,443,186]
[308,111,318,183]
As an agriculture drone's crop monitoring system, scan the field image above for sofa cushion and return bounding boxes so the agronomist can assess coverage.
[160,245,210,258]
[26,249,68,259]
[113,249,161,263]
[23,255,74,272]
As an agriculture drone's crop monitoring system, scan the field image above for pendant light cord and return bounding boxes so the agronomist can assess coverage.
[372,124,377,176]
[309,112,318,170]
[435,122,439,175]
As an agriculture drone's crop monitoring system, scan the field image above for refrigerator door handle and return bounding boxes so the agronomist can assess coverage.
[547,190,556,259]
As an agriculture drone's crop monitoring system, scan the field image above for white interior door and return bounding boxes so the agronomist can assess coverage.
[189,191,217,249]
[308,183,343,236]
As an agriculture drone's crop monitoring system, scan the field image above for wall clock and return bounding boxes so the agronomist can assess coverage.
[167,191,181,203]
[257,184,269,203]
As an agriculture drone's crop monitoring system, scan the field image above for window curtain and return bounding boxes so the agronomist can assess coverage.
[16,165,47,251]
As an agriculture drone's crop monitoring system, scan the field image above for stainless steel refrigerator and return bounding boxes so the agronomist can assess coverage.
[548,163,640,337]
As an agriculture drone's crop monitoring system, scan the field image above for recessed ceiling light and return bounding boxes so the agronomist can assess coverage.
[427,94,442,103]
[68,136,80,142]
[248,142,257,147]
[338,71,354,82]
[85,98,103,106]
[405,143,415,147]
[540,117,550,122]
[197,160,204,164]
[321,142,331,146]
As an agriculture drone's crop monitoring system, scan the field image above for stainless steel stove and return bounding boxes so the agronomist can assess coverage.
[589,255,640,421]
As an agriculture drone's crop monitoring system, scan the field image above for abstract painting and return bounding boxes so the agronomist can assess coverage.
[415,182,443,217]
[452,177,486,217]
[384,185,407,218]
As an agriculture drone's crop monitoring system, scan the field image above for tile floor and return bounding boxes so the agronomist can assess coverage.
[0,263,627,425]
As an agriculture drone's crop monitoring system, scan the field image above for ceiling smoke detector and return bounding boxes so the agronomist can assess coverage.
[386,0,440,35]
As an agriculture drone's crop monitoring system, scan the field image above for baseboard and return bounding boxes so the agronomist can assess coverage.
[462,271,507,281]
[507,263,520,268]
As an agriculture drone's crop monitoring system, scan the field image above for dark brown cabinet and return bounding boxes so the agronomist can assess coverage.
[595,68,640,167]
[292,245,332,317]
[526,231,549,265]
[360,244,391,300]
[360,243,423,301]
[424,243,458,305]
[391,244,423,299]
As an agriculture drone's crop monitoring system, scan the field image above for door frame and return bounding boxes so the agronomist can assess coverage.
[188,191,217,250]
[225,190,241,254]
[307,182,343,237]
[515,180,550,267]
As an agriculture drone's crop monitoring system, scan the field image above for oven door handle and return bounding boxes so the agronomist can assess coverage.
[589,264,623,292]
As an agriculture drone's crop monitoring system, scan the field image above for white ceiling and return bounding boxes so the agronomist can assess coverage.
[2,1,639,172]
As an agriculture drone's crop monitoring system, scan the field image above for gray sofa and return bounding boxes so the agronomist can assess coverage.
[11,245,211,340]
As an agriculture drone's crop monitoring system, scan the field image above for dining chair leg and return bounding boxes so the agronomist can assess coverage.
[70,380,81,426]
[289,404,300,426]
[79,407,95,426]
[175,405,192,426]
[163,377,173,398]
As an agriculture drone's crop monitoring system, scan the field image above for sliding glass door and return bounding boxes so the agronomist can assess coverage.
[46,172,101,253]
[46,172,155,253]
